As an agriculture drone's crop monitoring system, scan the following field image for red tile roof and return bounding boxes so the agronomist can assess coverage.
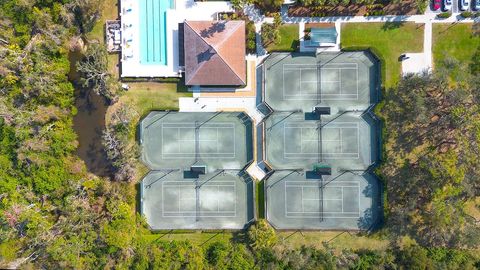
[184,21,246,86]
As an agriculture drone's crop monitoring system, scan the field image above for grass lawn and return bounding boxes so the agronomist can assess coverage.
[433,23,480,70]
[119,82,191,117]
[139,230,388,251]
[87,0,119,43]
[277,231,389,251]
[341,22,424,88]
[266,24,300,52]
[256,180,265,218]
[140,231,235,246]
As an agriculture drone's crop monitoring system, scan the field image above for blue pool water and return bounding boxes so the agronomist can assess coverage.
[139,0,173,65]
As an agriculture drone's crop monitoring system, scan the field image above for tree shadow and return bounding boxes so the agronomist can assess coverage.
[200,21,226,38]
[381,21,405,31]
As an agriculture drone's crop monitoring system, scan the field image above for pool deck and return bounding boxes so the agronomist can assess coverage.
[120,0,234,78]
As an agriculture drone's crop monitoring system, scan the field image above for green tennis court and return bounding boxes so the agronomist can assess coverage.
[263,51,380,113]
[262,51,381,230]
[264,111,377,171]
[265,170,381,230]
[140,111,253,172]
[141,170,254,230]
[139,111,254,230]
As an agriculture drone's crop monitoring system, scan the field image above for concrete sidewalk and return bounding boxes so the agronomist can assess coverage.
[179,97,264,124]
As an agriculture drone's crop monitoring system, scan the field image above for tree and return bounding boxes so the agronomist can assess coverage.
[379,60,480,247]
[254,0,283,13]
[469,46,480,76]
[247,219,277,250]
[77,43,120,103]
[67,0,104,33]
[205,242,230,267]
[261,23,281,47]
[231,0,254,10]
[102,103,138,181]
[395,244,432,270]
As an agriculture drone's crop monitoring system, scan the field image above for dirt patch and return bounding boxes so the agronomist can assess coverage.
[288,0,420,17]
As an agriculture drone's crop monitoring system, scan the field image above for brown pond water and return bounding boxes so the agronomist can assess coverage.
[69,50,112,177]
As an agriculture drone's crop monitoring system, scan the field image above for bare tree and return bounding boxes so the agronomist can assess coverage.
[76,43,119,103]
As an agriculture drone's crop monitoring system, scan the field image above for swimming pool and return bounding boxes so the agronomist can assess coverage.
[139,0,173,65]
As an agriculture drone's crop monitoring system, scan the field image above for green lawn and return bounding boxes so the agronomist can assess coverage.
[256,180,265,218]
[433,23,480,70]
[277,231,389,251]
[120,82,191,117]
[139,230,389,252]
[140,231,235,246]
[266,24,300,52]
[87,0,119,43]
[341,22,424,88]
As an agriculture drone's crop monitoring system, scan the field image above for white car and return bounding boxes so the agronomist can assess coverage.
[459,0,470,10]
[474,0,480,10]
[444,0,452,10]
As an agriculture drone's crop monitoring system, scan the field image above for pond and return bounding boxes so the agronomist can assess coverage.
[69,50,112,178]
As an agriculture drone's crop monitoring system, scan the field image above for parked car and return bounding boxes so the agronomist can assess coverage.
[433,0,442,10]
[474,0,480,10]
[459,0,470,10]
[443,0,452,11]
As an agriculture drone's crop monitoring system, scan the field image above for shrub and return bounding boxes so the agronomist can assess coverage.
[247,219,277,250]
[460,11,473,18]
[261,23,280,47]
[246,21,257,54]
[417,0,428,13]
[437,12,452,18]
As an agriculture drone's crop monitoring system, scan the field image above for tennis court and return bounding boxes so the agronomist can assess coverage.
[265,170,381,230]
[140,112,253,172]
[264,51,379,112]
[141,170,254,230]
[264,111,377,171]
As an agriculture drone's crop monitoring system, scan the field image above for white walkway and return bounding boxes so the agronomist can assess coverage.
[402,19,433,74]
[179,97,264,123]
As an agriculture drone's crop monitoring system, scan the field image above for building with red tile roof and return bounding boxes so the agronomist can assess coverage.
[183,20,246,86]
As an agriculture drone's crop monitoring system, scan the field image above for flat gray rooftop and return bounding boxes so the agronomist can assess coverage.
[140,111,253,173]
[264,111,378,171]
[141,170,254,230]
[265,170,381,230]
[263,51,379,113]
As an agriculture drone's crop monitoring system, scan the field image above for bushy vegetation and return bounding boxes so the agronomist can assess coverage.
[102,103,139,181]
[379,46,480,248]
[460,11,473,18]
[77,43,121,103]
[255,0,283,14]
[437,12,452,18]
[293,0,427,16]
[262,14,299,52]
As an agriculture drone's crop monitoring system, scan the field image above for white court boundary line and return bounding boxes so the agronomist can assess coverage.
[282,63,359,101]
[282,122,360,159]
[284,181,361,218]
[160,122,236,159]
[161,181,237,218]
